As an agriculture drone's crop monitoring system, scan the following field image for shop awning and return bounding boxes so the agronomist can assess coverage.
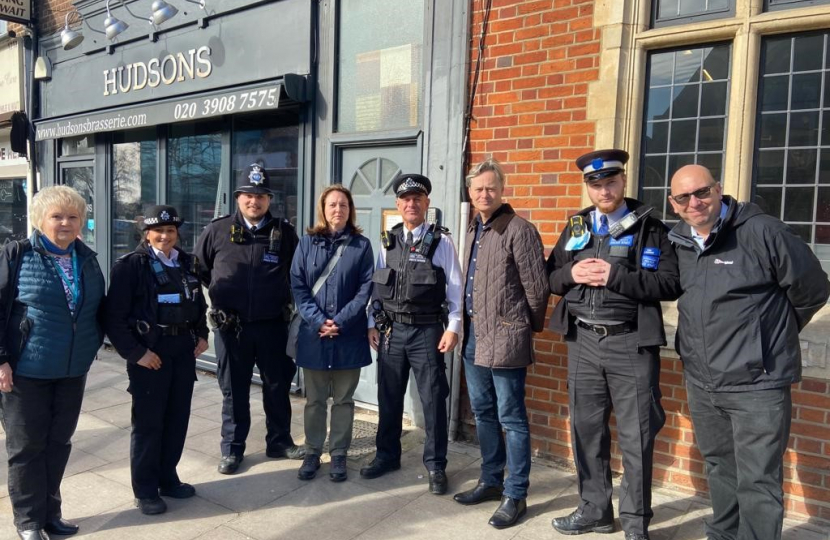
[35,80,286,141]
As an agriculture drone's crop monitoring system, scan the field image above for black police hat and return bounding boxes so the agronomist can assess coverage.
[575,149,630,182]
[234,163,274,197]
[141,205,183,231]
[392,173,432,198]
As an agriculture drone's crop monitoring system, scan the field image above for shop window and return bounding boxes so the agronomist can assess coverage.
[765,0,830,12]
[167,120,223,253]
[336,0,425,132]
[112,129,158,261]
[60,135,95,157]
[639,44,732,219]
[232,109,300,226]
[0,178,27,244]
[652,0,734,28]
[753,32,830,272]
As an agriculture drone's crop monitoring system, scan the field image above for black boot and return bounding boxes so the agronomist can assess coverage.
[488,496,527,529]
[453,481,504,505]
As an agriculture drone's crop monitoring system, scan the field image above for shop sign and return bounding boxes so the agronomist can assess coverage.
[103,46,212,97]
[0,40,23,115]
[36,81,281,141]
[0,0,30,24]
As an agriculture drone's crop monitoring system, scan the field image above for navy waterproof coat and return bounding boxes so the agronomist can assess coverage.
[289,228,374,371]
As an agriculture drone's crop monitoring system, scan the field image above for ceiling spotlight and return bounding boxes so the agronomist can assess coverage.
[151,0,178,25]
[104,0,129,40]
[60,11,84,50]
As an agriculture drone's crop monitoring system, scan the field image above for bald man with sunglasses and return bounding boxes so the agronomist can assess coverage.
[668,164,829,540]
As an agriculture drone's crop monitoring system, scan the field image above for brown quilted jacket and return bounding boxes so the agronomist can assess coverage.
[461,204,550,368]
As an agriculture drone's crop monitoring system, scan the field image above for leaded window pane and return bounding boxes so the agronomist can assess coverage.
[639,44,731,220]
[754,32,830,272]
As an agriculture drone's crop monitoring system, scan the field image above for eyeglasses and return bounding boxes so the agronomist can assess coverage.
[669,184,718,205]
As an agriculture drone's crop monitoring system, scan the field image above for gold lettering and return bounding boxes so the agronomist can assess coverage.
[147,58,161,88]
[177,50,195,82]
[103,68,117,96]
[160,55,177,85]
[196,46,212,78]
[132,62,148,91]
[117,65,132,94]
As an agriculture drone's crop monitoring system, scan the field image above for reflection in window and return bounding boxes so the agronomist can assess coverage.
[167,121,222,253]
[0,178,27,245]
[232,110,300,226]
[112,130,158,262]
[337,0,424,132]
[653,0,731,27]
[754,32,830,272]
[62,166,95,246]
[639,44,732,219]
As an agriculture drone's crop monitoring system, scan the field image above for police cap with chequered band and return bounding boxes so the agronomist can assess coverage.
[141,205,184,231]
[392,173,432,198]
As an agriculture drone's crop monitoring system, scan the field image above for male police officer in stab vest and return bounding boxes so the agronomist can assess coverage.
[195,164,303,475]
[547,150,681,540]
[361,173,463,495]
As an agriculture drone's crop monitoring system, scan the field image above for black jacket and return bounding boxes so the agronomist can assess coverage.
[547,198,682,347]
[106,244,208,364]
[194,211,298,322]
[669,197,830,391]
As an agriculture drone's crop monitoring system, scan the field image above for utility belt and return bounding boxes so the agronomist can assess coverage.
[576,319,636,337]
[134,320,192,337]
[387,311,444,326]
[208,308,241,333]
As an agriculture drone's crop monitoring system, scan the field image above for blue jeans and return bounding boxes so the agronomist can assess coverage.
[686,381,791,540]
[463,321,531,500]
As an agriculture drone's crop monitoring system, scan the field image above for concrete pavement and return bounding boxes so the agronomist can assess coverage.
[0,349,827,540]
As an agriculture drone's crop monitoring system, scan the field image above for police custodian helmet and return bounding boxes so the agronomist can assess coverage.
[575,149,630,182]
[234,163,274,197]
[392,173,432,198]
[141,205,184,231]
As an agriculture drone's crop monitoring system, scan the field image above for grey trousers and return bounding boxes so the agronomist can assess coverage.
[302,368,361,457]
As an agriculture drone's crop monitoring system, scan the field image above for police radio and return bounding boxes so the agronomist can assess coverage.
[269,227,282,254]
[381,230,394,250]
[418,224,437,255]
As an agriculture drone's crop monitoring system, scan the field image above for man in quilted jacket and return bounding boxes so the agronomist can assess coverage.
[452,158,549,529]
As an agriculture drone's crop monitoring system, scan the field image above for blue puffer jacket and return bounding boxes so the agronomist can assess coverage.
[2,232,105,379]
[289,228,374,371]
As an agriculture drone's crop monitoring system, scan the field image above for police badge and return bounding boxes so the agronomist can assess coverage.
[249,165,264,185]
[160,210,170,221]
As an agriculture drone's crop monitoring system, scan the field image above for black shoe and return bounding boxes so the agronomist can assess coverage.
[17,531,50,540]
[218,454,243,475]
[624,534,649,540]
[552,509,615,535]
[135,496,167,515]
[329,454,348,482]
[359,458,401,479]
[44,518,78,536]
[453,481,504,505]
[488,496,527,529]
[266,444,306,460]
[159,482,196,499]
[297,454,321,480]
[428,469,448,495]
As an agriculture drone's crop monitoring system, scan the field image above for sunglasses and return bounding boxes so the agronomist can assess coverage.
[669,184,718,205]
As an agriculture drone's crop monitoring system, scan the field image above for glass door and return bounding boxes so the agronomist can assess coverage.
[60,162,95,246]
[112,129,159,261]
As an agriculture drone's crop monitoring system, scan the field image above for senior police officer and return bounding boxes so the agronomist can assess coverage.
[106,205,209,515]
[547,150,681,540]
[194,164,303,475]
[361,173,463,495]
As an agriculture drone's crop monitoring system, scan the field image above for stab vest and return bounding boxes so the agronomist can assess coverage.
[149,255,201,326]
[372,224,446,316]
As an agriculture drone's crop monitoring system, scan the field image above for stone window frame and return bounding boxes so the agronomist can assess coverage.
[586,0,830,376]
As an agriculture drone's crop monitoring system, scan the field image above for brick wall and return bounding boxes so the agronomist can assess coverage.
[8,0,69,35]
[464,0,830,524]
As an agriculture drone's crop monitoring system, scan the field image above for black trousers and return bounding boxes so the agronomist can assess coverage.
[127,334,196,499]
[376,321,449,471]
[214,318,296,457]
[567,325,665,536]
[0,374,87,531]
[686,382,791,540]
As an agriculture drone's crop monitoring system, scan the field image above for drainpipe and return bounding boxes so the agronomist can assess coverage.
[23,23,38,235]
[448,200,469,441]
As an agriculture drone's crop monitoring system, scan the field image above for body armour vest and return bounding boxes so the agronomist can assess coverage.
[151,257,201,326]
[566,216,641,323]
[372,224,446,316]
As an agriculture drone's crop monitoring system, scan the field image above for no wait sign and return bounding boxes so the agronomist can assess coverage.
[0,0,31,24]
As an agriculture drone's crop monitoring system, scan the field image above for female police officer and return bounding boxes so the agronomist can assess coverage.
[106,205,209,515]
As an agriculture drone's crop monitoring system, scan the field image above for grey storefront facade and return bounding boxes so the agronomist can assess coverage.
[33,0,470,422]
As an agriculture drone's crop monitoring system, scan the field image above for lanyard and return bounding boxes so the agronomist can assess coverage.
[52,251,81,308]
